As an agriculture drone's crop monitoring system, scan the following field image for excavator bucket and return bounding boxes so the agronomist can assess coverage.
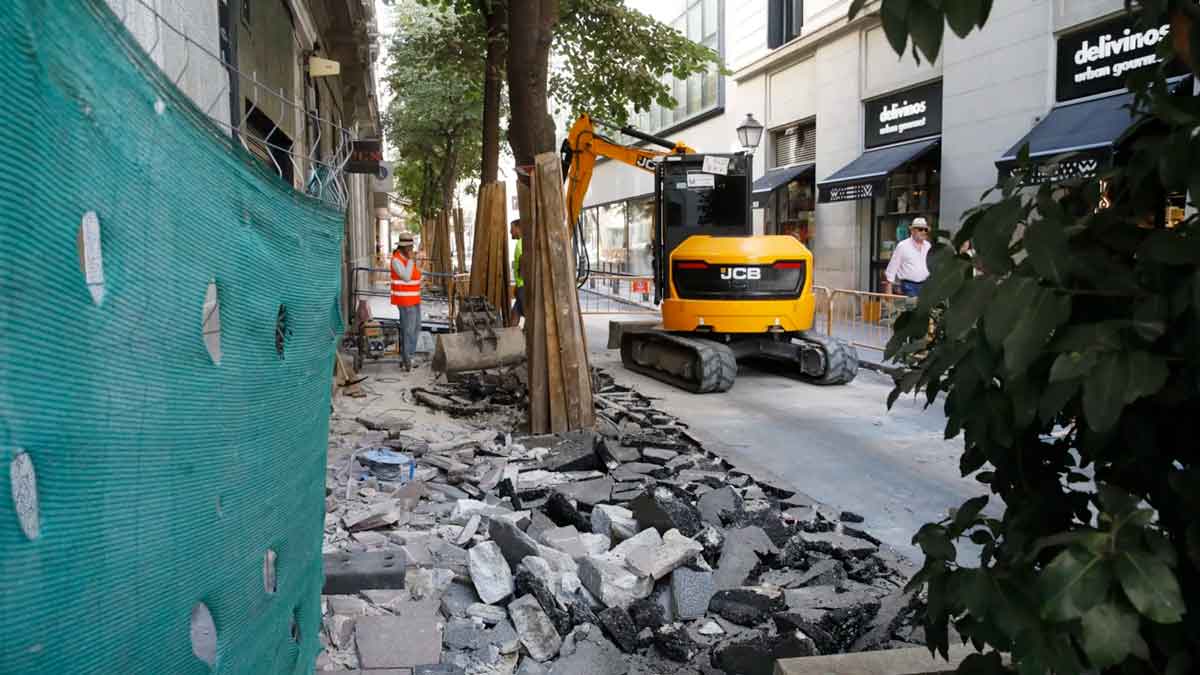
[432,297,526,375]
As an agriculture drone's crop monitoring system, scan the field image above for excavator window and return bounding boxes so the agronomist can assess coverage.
[659,156,749,233]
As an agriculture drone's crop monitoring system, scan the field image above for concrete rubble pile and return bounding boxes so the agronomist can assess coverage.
[318,369,922,674]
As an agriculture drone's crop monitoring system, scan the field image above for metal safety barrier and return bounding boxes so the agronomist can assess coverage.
[823,288,914,355]
[578,273,658,314]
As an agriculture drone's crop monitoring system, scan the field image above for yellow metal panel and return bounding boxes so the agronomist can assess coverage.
[662,235,816,334]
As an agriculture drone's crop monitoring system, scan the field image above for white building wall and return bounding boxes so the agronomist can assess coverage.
[940,0,1052,231]
[108,0,230,127]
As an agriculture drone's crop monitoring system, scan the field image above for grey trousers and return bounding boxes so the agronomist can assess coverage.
[397,304,421,362]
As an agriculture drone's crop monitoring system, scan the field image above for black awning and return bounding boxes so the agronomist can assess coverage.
[995,91,1136,184]
[751,163,815,196]
[817,137,940,202]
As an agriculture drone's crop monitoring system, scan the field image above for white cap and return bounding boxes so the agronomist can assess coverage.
[911,217,929,229]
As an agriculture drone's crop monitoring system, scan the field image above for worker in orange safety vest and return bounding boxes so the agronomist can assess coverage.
[390,231,422,371]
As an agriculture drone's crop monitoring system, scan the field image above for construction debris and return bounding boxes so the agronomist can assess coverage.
[318,365,920,673]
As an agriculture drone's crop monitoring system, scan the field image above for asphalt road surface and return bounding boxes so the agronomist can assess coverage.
[583,314,989,563]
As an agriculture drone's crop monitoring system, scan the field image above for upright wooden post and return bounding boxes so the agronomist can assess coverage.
[526,152,594,433]
[454,207,467,274]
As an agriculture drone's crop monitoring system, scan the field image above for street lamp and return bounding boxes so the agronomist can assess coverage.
[736,114,764,154]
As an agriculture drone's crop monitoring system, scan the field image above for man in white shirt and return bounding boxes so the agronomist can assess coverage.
[884,217,931,297]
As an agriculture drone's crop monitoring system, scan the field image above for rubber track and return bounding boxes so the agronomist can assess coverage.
[794,332,859,385]
[620,332,738,393]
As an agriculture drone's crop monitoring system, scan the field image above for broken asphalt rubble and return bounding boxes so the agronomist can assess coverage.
[319,368,922,673]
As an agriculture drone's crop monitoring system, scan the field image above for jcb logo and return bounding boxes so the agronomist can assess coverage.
[720,267,761,280]
[635,156,655,169]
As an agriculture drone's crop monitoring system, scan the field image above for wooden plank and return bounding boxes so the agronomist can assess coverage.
[454,207,467,274]
[535,174,568,432]
[533,152,594,429]
[527,179,549,433]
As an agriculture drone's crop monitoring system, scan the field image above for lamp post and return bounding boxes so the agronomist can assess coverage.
[736,113,764,155]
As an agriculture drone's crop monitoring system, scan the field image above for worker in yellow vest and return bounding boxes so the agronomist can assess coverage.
[510,218,525,327]
[390,232,422,371]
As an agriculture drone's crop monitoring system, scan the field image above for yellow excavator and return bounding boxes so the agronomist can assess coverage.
[561,115,858,393]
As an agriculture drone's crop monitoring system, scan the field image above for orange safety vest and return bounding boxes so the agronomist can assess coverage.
[390,251,422,306]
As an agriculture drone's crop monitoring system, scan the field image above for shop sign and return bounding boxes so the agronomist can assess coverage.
[1056,13,1187,102]
[1003,150,1110,186]
[864,80,942,149]
[632,279,650,294]
[346,139,383,174]
[819,181,877,203]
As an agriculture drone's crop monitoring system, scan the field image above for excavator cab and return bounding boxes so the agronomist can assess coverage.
[651,153,752,303]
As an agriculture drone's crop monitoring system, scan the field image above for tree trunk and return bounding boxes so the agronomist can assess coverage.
[505,0,558,169]
[481,1,507,184]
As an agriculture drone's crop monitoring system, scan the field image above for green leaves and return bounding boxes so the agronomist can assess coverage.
[943,277,996,340]
[1082,354,1129,433]
[972,197,1022,274]
[914,523,957,561]
[1115,550,1186,624]
[906,1,943,64]
[1023,220,1070,286]
[1080,601,1148,668]
[1048,351,1097,382]
[879,0,911,57]
[983,276,1034,348]
[1039,548,1111,621]
[1001,289,1070,375]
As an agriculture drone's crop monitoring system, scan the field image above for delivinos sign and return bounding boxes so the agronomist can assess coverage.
[864,80,942,149]
[1057,14,1186,102]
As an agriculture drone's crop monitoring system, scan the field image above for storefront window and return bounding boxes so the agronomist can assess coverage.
[580,208,600,269]
[627,198,654,276]
[598,202,628,272]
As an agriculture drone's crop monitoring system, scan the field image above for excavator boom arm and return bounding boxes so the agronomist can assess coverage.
[562,115,694,230]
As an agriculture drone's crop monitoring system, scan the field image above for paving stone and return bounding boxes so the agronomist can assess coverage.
[414,666,464,675]
[610,482,647,503]
[508,594,563,662]
[490,517,542,568]
[515,657,549,675]
[696,486,742,526]
[792,531,878,560]
[469,541,515,604]
[549,624,628,675]
[630,485,703,537]
[598,606,639,653]
[608,527,663,562]
[579,553,653,607]
[696,619,724,636]
[611,463,668,482]
[326,594,369,616]
[539,525,589,560]
[543,439,601,473]
[640,447,678,466]
[625,529,704,580]
[355,615,443,669]
[794,559,846,588]
[440,581,480,618]
[526,510,557,542]
[712,631,817,675]
[467,602,509,625]
[553,478,615,508]
[407,568,455,601]
[514,565,574,636]
[839,511,865,524]
[670,568,716,620]
[545,492,593,531]
[708,587,787,626]
[664,454,696,473]
[652,622,699,662]
[714,527,776,590]
[598,439,641,464]
[579,533,611,556]
[591,504,638,542]
[486,618,521,654]
[445,617,489,650]
[535,544,580,578]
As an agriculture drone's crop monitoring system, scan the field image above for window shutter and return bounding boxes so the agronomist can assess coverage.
[772,123,816,168]
[767,0,784,49]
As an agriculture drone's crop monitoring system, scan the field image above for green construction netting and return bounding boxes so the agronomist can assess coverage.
[0,1,344,673]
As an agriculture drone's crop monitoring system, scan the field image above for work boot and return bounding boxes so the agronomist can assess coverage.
[403,359,412,372]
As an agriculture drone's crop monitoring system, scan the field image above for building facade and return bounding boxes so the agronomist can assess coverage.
[583,0,1182,291]
[114,0,383,319]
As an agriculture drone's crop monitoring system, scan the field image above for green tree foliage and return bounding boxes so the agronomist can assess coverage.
[551,0,723,125]
[861,0,1200,672]
[382,0,486,220]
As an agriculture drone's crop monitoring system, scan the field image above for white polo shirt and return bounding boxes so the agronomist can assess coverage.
[884,238,931,284]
